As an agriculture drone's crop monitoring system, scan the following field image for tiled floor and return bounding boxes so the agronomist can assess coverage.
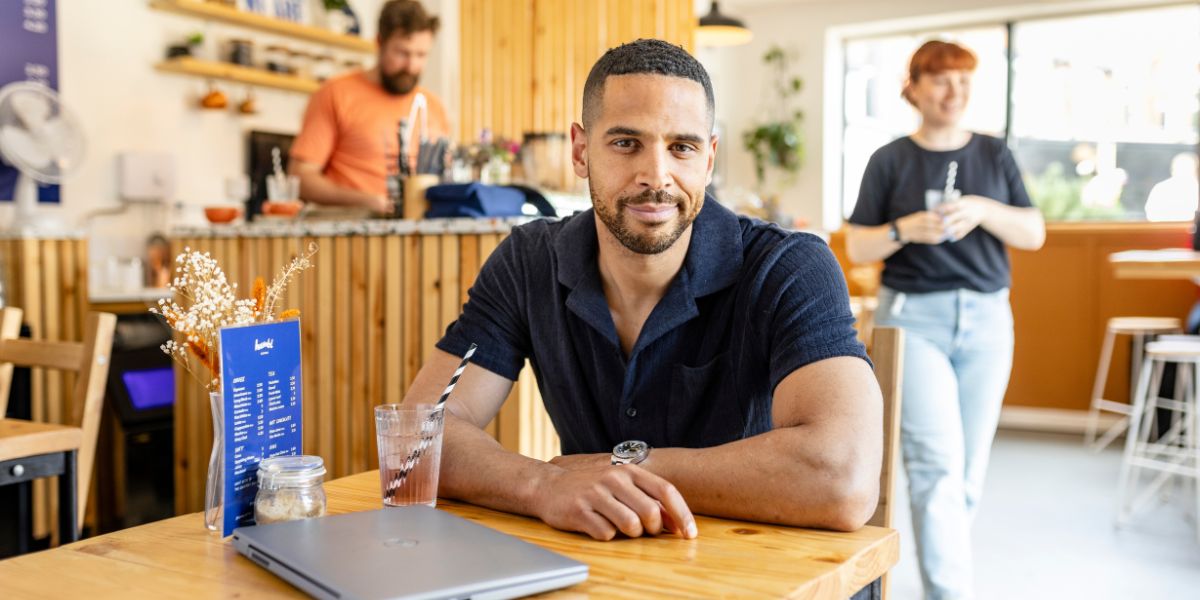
[889,430,1200,599]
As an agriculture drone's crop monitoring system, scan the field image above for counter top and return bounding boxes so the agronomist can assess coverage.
[89,287,172,305]
[171,217,542,238]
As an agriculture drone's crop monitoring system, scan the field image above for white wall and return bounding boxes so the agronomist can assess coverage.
[1,0,463,261]
[697,0,1179,230]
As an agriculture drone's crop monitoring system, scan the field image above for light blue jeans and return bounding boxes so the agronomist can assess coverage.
[875,286,1014,600]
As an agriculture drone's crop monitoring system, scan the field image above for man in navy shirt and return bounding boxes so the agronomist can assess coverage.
[404,39,881,541]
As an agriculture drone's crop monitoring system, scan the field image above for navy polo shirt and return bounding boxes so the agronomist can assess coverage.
[436,199,868,455]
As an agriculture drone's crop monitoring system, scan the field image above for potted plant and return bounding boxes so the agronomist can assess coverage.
[742,45,804,214]
[322,0,361,35]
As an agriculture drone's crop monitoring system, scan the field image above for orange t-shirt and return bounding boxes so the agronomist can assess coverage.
[290,72,451,197]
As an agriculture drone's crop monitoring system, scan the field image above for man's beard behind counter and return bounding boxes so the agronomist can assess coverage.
[381,69,419,96]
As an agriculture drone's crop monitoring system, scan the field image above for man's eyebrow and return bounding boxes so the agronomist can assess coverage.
[603,126,707,144]
[604,126,643,137]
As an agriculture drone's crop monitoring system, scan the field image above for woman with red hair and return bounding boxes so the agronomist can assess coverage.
[846,40,1045,600]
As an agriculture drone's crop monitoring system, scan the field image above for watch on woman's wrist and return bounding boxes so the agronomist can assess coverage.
[888,221,905,244]
[611,440,651,465]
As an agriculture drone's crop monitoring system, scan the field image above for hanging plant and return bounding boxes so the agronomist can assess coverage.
[742,45,804,190]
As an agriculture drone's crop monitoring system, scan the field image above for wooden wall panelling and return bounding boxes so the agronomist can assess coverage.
[366,235,384,471]
[332,237,351,478]
[315,237,335,475]
[349,235,368,475]
[402,235,422,391]
[300,236,318,457]
[419,235,441,368]
[384,236,403,406]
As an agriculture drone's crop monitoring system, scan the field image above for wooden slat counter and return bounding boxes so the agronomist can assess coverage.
[0,235,89,540]
[169,220,559,515]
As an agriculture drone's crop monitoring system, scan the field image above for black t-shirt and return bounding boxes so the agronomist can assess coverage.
[849,134,1033,293]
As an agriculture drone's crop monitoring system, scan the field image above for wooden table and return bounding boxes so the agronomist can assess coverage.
[0,470,899,598]
[1111,249,1200,280]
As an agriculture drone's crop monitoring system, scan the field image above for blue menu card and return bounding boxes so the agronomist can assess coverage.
[219,320,303,537]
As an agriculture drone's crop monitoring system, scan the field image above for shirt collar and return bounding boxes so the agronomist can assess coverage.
[552,196,745,356]
[553,195,744,297]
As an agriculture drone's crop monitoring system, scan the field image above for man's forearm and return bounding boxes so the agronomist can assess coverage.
[437,412,557,517]
[295,169,381,209]
[642,425,879,531]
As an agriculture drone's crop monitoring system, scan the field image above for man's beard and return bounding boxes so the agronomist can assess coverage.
[380,69,419,95]
[592,187,697,255]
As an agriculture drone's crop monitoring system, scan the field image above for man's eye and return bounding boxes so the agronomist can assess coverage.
[613,139,637,149]
[671,144,696,154]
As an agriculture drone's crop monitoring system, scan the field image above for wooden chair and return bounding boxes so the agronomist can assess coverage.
[0,307,116,545]
[867,327,904,599]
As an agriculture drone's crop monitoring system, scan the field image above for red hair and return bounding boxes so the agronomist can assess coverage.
[902,40,978,105]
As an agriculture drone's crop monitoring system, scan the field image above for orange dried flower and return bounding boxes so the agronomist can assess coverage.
[279,308,301,320]
[251,276,267,314]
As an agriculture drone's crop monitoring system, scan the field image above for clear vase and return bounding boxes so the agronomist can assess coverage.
[204,391,223,531]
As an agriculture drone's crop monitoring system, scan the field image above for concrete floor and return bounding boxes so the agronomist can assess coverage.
[888,430,1200,599]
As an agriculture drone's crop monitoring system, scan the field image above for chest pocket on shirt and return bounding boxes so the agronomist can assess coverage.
[668,352,745,448]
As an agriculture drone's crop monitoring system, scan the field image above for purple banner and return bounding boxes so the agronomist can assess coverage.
[0,0,59,203]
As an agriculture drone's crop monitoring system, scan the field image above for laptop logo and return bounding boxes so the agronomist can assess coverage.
[382,538,420,548]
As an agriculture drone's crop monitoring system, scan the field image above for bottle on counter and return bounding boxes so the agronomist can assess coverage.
[254,455,327,525]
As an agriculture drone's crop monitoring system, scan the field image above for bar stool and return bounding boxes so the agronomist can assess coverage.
[1086,317,1182,451]
[1115,339,1200,541]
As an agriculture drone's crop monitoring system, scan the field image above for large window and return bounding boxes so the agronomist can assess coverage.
[842,27,1007,220]
[840,4,1200,222]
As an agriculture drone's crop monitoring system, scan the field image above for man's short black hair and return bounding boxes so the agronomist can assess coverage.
[581,38,714,129]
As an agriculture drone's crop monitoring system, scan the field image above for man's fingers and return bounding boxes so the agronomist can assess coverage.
[629,467,697,539]
[580,508,618,541]
[611,484,665,535]
[593,492,646,538]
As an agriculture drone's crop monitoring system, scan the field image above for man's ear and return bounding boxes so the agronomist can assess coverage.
[570,122,589,179]
[705,133,719,186]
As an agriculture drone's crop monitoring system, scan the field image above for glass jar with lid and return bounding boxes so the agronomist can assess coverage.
[312,53,336,82]
[264,45,290,73]
[254,455,327,525]
[288,50,313,79]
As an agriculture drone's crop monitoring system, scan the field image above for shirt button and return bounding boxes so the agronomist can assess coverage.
[625,407,638,418]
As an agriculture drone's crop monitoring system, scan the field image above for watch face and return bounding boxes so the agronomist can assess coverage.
[613,440,649,462]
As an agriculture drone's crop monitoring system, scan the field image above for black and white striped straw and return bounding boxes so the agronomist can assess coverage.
[437,343,476,406]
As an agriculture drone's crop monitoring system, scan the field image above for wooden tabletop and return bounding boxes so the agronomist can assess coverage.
[1110,249,1200,280]
[0,470,899,599]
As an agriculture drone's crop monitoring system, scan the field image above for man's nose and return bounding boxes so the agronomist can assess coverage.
[635,146,672,191]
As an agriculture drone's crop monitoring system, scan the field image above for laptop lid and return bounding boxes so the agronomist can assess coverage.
[232,507,588,600]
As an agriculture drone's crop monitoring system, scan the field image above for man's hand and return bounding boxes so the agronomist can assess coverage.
[533,463,698,541]
[939,195,991,241]
[548,452,608,471]
[367,194,395,214]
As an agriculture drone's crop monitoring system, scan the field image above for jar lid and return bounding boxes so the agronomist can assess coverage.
[257,455,326,487]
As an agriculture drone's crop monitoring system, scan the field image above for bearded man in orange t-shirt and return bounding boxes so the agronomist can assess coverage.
[290,0,451,214]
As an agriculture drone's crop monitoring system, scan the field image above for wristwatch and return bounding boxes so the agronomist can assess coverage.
[888,221,905,244]
[611,440,651,466]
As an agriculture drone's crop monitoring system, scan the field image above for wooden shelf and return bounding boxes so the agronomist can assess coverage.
[149,0,374,53]
[156,57,320,93]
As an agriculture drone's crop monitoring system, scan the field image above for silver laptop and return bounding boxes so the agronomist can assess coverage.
[232,507,588,600]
